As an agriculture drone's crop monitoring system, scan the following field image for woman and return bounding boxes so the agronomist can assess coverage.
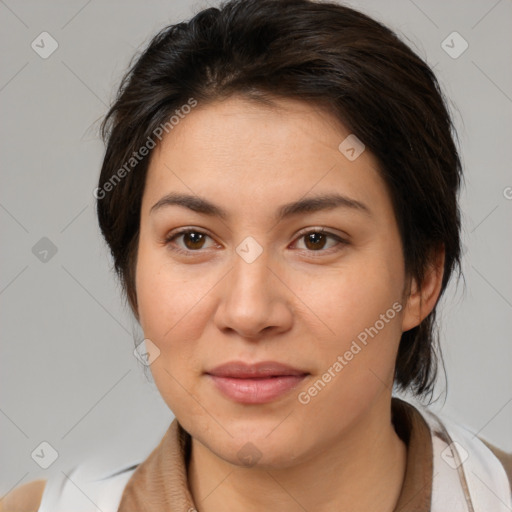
[4,0,511,510]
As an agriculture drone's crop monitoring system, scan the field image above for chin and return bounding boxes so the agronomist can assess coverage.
[200,422,311,469]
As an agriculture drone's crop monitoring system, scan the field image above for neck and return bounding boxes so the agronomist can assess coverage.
[187,397,407,512]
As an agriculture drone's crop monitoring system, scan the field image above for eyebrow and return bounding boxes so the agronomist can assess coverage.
[150,191,372,221]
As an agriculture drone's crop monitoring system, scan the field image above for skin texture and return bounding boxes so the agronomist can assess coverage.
[0,479,46,512]
[135,95,445,512]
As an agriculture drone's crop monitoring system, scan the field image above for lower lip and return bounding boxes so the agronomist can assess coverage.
[207,374,307,404]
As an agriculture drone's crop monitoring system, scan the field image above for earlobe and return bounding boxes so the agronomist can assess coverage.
[401,247,445,333]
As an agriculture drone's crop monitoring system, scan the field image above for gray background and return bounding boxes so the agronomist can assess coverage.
[1,0,511,497]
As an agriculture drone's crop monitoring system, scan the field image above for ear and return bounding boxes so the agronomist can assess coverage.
[401,245,445,333]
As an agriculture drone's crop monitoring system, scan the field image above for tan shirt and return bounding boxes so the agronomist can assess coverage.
[2,398,511,511]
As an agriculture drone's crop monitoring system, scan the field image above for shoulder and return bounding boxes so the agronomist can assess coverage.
[1,461,139,512]
[1,422,168,512]
[412,400,512,510]
[480,438,512,490]
[423,405,512,481]
[0,479,47,512]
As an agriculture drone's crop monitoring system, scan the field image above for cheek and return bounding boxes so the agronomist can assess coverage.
[300,243,404,396]
[134,244,208,378]
[135,245,210,414]
[307,256,403,343]
[296,268,403,430]
[136,240,197,335]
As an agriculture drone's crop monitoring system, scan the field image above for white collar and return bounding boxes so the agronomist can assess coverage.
[415,402,512,511]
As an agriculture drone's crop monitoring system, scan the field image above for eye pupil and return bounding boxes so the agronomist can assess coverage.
[305,232,326,250]
[184,232,205,249]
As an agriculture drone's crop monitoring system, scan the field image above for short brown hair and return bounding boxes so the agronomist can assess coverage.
[97,0,464,397]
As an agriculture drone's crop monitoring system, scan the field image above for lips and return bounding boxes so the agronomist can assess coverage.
[205,361,309,404]
[207,361,307,378]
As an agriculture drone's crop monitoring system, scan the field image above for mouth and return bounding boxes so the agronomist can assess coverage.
[205,361,309,404]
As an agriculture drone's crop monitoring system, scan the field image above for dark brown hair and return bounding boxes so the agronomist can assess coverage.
[96,0,464,397]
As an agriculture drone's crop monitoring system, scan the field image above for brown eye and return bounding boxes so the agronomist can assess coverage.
[295,229,347,252]
[165,229,216,254]
[181,231,207,250]
[303,232,328,250]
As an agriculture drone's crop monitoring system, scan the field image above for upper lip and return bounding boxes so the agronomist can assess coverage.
[206,361,308,378]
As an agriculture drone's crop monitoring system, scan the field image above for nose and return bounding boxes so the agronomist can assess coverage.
[213,247,293,340]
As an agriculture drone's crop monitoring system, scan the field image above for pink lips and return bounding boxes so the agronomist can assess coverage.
[206,361,308,404]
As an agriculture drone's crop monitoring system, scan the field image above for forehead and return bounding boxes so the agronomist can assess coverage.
[151,95,352,165]
[142,95,391,220]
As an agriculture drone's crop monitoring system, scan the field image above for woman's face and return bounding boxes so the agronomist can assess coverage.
[135,95,417,467]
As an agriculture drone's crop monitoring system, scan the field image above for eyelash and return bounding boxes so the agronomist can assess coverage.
[164,228,348,257]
